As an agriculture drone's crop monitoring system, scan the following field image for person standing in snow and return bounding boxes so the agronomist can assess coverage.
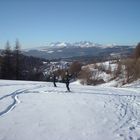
[52,73,57,87]
[65,71,71,92]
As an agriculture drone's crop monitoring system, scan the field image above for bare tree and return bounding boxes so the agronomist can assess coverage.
[134,43,140,59]
[78,66,104,85]
[78,67,92,85]
[69,61,82,79]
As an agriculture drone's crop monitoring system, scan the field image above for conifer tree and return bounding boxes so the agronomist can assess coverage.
[1,41,13,79]
[14,39,21,80]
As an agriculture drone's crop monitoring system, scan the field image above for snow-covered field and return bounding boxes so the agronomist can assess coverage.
[0,80,140,140]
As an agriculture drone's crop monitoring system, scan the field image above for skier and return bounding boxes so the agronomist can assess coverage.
[52,73,57,87]
[65,71,71,92]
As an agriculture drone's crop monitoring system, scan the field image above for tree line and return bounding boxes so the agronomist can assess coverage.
[77,43,140,85]
[119,43,140,83]
[0,40,46,81]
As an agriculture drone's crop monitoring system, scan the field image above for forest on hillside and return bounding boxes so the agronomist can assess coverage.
[0,41,140,86]
[0,41,46,81]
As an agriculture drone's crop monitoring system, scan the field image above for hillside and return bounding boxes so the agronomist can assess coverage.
[0,80,140,140]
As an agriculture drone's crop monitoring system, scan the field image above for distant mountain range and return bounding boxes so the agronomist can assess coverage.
[37,41,116,48]
[23,41,135,60]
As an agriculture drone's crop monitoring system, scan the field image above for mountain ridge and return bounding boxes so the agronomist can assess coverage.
[23,42,134,60]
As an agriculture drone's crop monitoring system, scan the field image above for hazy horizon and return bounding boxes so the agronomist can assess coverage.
[0,40,137,50]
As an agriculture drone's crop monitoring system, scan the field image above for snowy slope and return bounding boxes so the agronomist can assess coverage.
[0,80,140,140]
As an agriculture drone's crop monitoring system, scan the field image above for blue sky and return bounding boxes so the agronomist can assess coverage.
[0,0,140,48]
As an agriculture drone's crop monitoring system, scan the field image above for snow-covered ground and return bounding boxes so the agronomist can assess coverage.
[0,80,140,140]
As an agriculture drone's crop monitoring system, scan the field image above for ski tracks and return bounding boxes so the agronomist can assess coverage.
[0,84,46,117]
[107,89,140,140]
[0,82,140,140]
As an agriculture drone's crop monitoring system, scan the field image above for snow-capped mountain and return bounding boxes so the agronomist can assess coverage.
[44,41,103,48]
[23,41,134,60]
[47,42,70,48]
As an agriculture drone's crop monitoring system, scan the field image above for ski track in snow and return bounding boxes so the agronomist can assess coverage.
[105,89,140,140]
[74,87,140,140]
[0,84,45,117]
[0,82,140,140]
